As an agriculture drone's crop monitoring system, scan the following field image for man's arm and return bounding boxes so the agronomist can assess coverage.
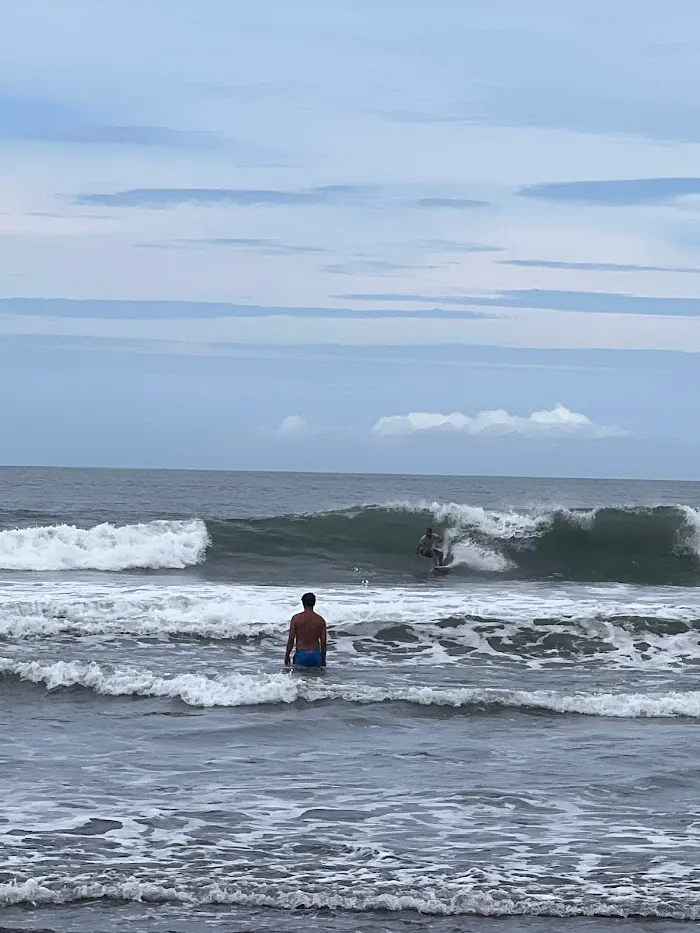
[320,618,327,666]
[284,618,296,666]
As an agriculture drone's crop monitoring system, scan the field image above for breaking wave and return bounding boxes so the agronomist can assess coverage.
[3,658,700,716]
[0,502,699,583]
[3,874,700,918]
[0,520,208,571]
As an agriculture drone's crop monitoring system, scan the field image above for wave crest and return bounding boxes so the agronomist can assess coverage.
[0,520,209,571]
[2,875,700,918]
[3,658,700,716]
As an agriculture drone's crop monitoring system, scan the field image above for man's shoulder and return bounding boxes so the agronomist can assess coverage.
[313,612,327,625]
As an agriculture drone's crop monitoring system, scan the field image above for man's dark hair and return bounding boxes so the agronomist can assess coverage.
[301,592,316,608]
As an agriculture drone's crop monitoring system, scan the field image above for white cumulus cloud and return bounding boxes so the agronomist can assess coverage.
[371,403,625,439]
[274,415,309,438]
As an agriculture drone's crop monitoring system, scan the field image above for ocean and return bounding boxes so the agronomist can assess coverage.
[1,466,700,933]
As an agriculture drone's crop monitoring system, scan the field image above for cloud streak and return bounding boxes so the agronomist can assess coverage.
[410,197,490,209]
[73,185,373,208]
[342,289,700,317]
[323,259,430,276]
[371,404,625,439]
[72,187,493,211]
[519,178,700,206]
[0,96,219,150]
[0,298,497,321]
[501,260,700,274]
[421,240,505,254]
[141,238,323,255]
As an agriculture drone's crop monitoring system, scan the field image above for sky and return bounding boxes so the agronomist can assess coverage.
[1,0,700,477]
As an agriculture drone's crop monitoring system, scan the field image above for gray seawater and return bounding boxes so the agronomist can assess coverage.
[1,467,700,933]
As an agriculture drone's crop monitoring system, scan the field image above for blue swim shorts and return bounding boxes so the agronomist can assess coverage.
[293,649,323,668]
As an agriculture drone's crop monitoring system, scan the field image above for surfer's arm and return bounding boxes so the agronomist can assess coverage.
[284,619,296,666]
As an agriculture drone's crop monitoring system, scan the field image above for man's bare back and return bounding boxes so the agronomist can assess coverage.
[285,593,327,668]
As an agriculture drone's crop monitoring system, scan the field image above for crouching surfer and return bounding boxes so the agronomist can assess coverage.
[285,592,327,668]
[416,527,445,568]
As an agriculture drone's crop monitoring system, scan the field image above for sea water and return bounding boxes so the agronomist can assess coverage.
[1,467,700,932]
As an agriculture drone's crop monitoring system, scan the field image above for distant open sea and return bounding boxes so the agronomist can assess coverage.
[2,466,700,933]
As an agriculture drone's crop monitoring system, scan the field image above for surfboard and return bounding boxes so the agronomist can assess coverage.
[432,565,450,575]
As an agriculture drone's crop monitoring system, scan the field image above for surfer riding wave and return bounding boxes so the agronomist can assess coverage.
[416,527,445,568]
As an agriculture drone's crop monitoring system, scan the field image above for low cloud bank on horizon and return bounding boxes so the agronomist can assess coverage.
[271,405,625,440]
[371,404,624,439]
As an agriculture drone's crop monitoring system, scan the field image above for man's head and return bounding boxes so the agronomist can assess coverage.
[426,527,433,536]
[301,592,316,609]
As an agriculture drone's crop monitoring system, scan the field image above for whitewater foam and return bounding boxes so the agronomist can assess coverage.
[680,506,700,559]
[2,581,700,669]
[2,874,700,918]
[447,539,512,572]
[4,657,700,716]
[431,502,545,539]
[0,521,209,571]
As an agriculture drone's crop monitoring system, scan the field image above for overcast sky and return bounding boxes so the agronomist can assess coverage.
[1,0,700,477]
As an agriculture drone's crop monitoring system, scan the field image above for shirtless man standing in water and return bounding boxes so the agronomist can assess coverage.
[284,592,327,668]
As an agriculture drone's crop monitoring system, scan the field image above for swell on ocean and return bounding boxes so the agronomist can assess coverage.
[1,501,699,585]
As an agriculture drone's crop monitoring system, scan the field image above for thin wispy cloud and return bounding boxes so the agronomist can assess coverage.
[140,238,323,256]
[420,240,505,254]
[0,298,498,321]
[73,186,374,208]
[501,260,700,274]
[74,187,490,210]
[323,259,432,276]
[379,98,700,148]
[0,96,219,150]
[470,92,700,146]
[410,197,490,209]
[342,289,700,317]
[519,178,700,206]
[341,293,482,304]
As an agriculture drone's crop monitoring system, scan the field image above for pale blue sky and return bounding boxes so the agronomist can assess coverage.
[1,0,700,476]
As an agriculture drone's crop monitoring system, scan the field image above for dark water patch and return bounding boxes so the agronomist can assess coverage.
[64,819,123,836]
